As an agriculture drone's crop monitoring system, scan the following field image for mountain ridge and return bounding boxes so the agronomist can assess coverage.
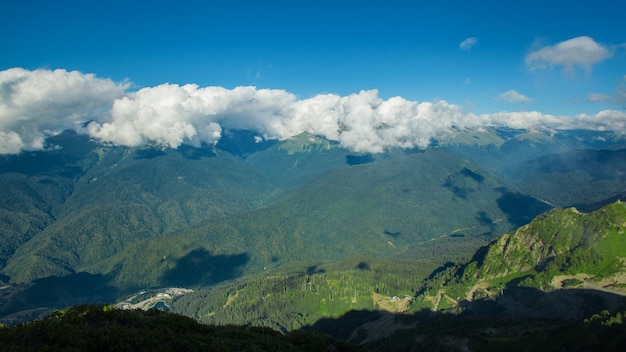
[1,127,626,327]
[418,201,626,315]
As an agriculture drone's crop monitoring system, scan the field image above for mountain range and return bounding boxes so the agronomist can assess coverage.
[2,193,626,350]
[1,126,626,335]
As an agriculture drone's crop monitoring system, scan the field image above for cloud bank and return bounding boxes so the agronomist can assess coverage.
[525,36,612,74]
[1,68,626,154]
[0,68,127,153]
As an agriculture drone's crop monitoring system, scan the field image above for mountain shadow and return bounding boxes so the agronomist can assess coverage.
[460,167,484,183]
[134,149,167,159]
[0,274,10,283]
[572,190,626,213]
[383,230,401,238]
[536,149,626,180]
[306,265,326,275]
[442,168,484,200]
[345,154,375,165]
[496,187,553,227]
[0,304,363,352]
[355,262,370,270]
[307,286,626,351]
[442,176,470,199]
[161,249,249,287]
[475,211,496,230]
[456,281,626,321]
[135,145,218,160]
[0,131,96,177]
[0,150,83,177]
[175,144,218,160]
[0,272,119,325]
[216,129,278,158]
[425,261,456,281]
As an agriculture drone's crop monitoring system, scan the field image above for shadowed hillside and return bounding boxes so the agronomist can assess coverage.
[308,294,626,352]
[0,304,363,352]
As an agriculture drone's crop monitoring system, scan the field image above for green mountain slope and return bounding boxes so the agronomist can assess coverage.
[97,201,626,351]
[418,201,626,316]
[448,128,626,209]
[2,136,283,283]
[166,201,626,337]
[2,128,626,327]
[0,132,93,274]
[0,175,60,270]
[513,149,626,210]
[168,257,435,333]
[82,148,547,290]
[299,201,626,351]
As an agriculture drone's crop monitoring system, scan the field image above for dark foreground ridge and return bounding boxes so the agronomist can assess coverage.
[4,298,626,352]
[0,304,363,352]
[308,289,626,351]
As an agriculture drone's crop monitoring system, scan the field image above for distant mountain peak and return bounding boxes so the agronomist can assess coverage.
[278,132,337,155]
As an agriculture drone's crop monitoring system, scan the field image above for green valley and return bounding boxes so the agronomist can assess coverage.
[1,128,626,350]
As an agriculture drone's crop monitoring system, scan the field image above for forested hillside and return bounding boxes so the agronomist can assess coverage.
[4,202,626,351]
[0,304,362,352]
[1,128,626,329]
[418,201,626,313]
[308,201,626,350]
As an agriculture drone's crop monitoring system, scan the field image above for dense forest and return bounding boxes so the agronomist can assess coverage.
[0,304,362,352]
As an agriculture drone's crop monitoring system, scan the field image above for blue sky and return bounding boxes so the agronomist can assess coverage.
[3,0,625,112]
[1,0,625,153]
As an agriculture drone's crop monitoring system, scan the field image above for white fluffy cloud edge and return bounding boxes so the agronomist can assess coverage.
[1,67,625,154]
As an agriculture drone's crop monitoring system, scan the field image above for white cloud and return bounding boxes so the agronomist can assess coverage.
[0,67,127,152]
[88,84,300,148]
[460,37,478,51]
[582,76,626,106]
[525,36,612,74]
[0,131,23,154]
[2,68,626,154]
[569,110,626,131]
[88,86,472,153]
[586,93,611,103]
[498,90,532,104]
[477,109,626,132]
